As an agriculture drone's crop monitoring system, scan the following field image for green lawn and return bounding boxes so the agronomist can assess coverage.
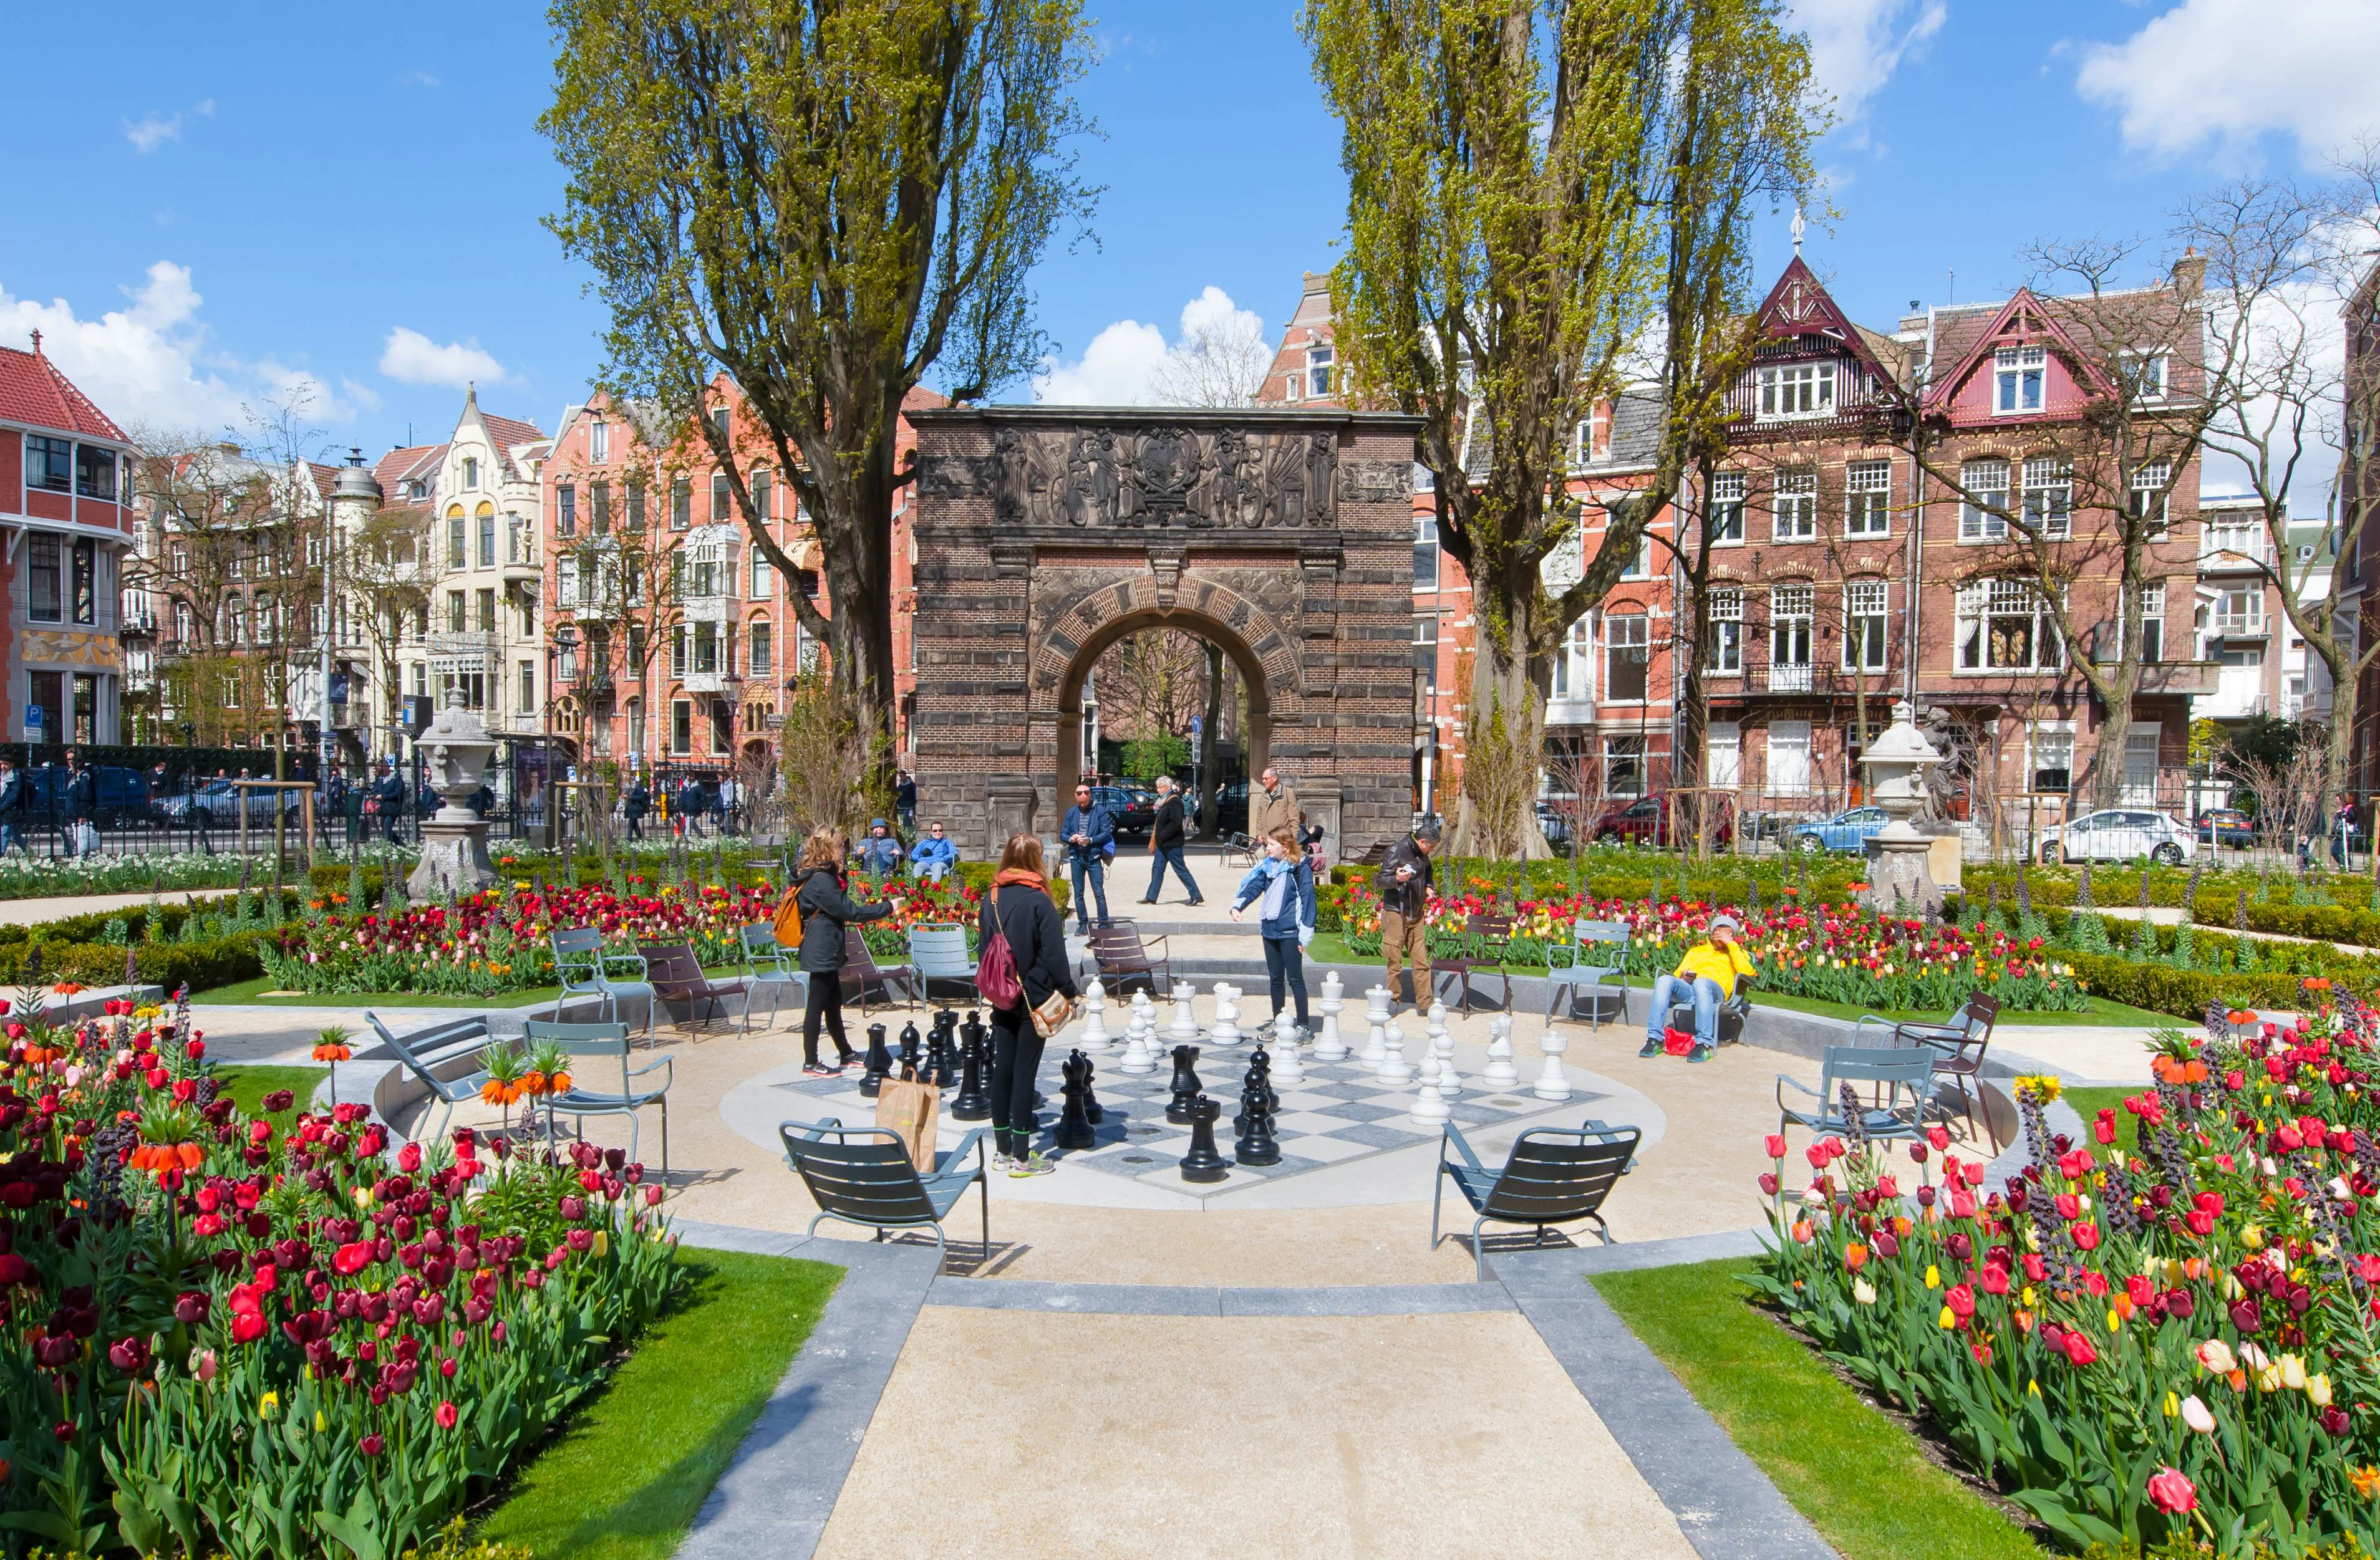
[472,1248,841,1560]
[2058,1084,2155,1152]
[192,975,567,1009]
[211,1062,329,1116]
[1593,1259,2048,1560]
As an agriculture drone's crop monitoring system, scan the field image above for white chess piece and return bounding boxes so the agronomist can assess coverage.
[1314,982,1348,1061]
[1378,1021,1413,1083]
[1360,1018,1388,1068]
[1077,978,1111,1051]
[1532,1024,1574,1101]
[1211,984,1242,1046]
[1483,1015,1519,1088]
[1168,983,1199,1041]
[1321,970,1343,1007]
[1410,1069,1449,1125]
[1269,1009,1305,1085]
[1434,1026,1462,1098]
[1118,1009,1156,1074]
[1366,985,1393,1024]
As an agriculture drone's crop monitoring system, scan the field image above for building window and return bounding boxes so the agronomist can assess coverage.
[1550,617,1590,698]
[70,538,95,625]
[557,485,577,536]
[1845,579,1889,670]
[1618,525,1652,577]
[2138,582,2165,663]
[221,675,241,710]
[671,698,693,754]
[1414,615,1441,692]
[517,660,536,715]
[693,620,719,675]
[558,554,579,607]
[477,509,496,567]
[590,418,609,463]
[1706,721,1741,787]
[709,408,730,441]
[476,588,496,632]
[447,590,467,633]
[1768,720,1812,795]
[671,479,692,530]
[750,467,771,522]
[1756,363,1836,420]
[447,515,467,569]
[225,597,246,645]
[1602,735,1645,797]
[463,456,480,488]
[750,550,773,599]
[1706,587,1743,674]
[1282,370,1302,402]
[2029,726,2074,793]
[1604,614,1649,702]
[2123,350,2168,402]
[1994,345,2047,414]
[1956,578,2064,671]
[1413,515,1439,590]
[2129,460,2173,527]
[1771,584,1814,670]
[74,443,117,500]
[2021,458,2073,539]
[1773,469,1817,541]
[1307,344,1334,398]
[1710,470,1745,544]
[24,435,71,493]
[670,626,689,678]
[626,481,646,529]
[26,536,60,623]
[1845,460,1890,537]
[750,619,773,675]
[710,473,732,524]
[1959,460,2011,541]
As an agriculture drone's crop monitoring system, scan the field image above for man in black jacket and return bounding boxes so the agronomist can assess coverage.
[0,756,22,857]
[370,761,406,844]
[1136,775,1203,907]
[1376,819,1441,1011]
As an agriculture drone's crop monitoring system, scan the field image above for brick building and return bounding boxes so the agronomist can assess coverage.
[2341,258,2380,797]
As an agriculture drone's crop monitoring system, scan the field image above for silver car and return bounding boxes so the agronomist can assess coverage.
[2039,807,2195,867]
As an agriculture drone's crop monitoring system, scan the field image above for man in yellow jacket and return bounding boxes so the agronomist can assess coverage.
[1640,913,1754,1064]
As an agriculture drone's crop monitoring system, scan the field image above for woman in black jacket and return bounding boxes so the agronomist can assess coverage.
[793,826,896,1076]
[978,832,1078,1175]
[1136,774,1203,907]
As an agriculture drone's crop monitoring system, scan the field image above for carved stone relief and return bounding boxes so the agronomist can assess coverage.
[929,425,1339,530]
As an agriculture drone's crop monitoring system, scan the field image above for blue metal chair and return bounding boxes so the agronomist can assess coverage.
[1776,1045,1934,1144]
[365,1012,492,1147]
[738,922,808,1035]
[906,922,977,1009]
[526,1018,673,1178]
[549,926,655,1042]
[1854,991,1998,1140]
[1544,920,1632,1029]
[1431,1117,1640,1282]
[780,1117,989,1270]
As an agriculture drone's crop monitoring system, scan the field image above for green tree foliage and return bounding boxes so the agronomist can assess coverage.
[1118,734,1191,782]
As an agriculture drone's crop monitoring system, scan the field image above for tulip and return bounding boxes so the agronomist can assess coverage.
[2146,1467,2196,1514]
[436,1400,460,1429]
[2061,1332,2097,1367]
[2308,1374,2333,1407]
[2279,1354,2308,1391]
[1764,1134,1787,1160]
[2179,1394,2215,1433]
[1852,1279,1877,1305]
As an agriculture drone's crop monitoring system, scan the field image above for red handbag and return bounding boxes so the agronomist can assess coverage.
[1663,1027,1696,1056]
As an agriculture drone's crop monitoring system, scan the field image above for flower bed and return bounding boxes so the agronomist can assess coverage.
[1751,991,2380,1551]
[0,991,677,1557]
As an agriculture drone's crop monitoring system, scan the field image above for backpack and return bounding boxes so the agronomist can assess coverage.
[975,888,1025,1009]
[772,876,807,948]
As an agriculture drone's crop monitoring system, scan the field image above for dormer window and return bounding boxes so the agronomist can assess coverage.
[1755,363,1834,421]
[1994,345,2047,414]
[462,456,479,488]
[407,480,428,501]
[2123,349,2169,402]
[590,418,610,463]
[1307,345,1334,398]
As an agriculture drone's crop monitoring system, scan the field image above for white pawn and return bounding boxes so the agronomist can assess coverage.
[1532,1024,1574,1101]
[1366,985,1393,1024]
[1211,984,1242,1046]
[1077,978,1111,1051]
[1410,1070,1449,1125]
[1269,1009,1305,1085]
[1378,1021,1413,1083]
[1360,1018,1388,1068]
[1168,983,1199,1041]
[1118,1009,1156,1074]
[1483,1015,1519,1088]
[1315,985,1347,1062]
[1434,1025,1462,1098]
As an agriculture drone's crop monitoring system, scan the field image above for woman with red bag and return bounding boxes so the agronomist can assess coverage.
[977,833,1077,1175]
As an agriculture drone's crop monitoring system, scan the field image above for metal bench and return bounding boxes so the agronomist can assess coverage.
[780,1117,989,1270]
[1431,1118,1640,1282]
[549,927,655,1042]
[1221,831,1264,870]
[1087,921,1173,998]
[1777,1045,1933,1145]
[525,1017,673,1178]
[364,1011,493,1147]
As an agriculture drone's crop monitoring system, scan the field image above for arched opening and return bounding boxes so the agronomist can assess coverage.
[1052,606,1273,831]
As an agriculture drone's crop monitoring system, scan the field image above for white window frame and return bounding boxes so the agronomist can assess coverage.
[1844,579,1889,672]
[1705,720,1741,787]
[589,418,609,463]
[2123,349,2169,403]
[1706,586,1743,675]
[1601,734,1647,798]
[1955,577,2065,673]
[2028,721,2077,794]
[1960,460,2011,542]
[2130,460,2173,528]
[1773,469,1817,542]
[1770,584,1814,668]
[1845,460,1890,537]
[1994,345,2048,415]
[1550,617,1592,700]
[1604,613,1650,703]
[1709,470,1746,545]
[1768,720,1812,796]
[2138,580,2166,663]
[1755,363,1836,421]
[1306,344,1335,398]
[2021,458,2073,540]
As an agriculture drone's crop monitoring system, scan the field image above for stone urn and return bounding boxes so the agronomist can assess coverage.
[407,690,501,898]
[1859,700,1947,919]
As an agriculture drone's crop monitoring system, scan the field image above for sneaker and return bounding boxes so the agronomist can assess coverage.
[835,1052,860,1072]
[801,1061,840,1078]
[992,1153,1017,1173]
[1638,1038,1663,1058]
[1009,1152,1057,1177]
[1688,1043,1715,1064]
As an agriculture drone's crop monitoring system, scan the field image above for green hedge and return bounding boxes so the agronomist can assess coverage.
[1967,864,2380,947]
[2063,949,2306,1021]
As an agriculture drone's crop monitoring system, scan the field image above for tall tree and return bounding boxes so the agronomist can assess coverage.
[1304,0,1814,853]
[542,0,1096,734]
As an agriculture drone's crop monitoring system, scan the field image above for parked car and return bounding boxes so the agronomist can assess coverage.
[22,765,154,826]
[1590,792,1734,848]
[2194,807,2257,849]
[155,779,306,831]
[1535,801,1575,852]
[2039,808,2195,866]
[1792,806,1889,854]
[1091,783,1156,842]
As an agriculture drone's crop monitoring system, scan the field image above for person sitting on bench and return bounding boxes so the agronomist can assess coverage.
[1640,913,1754,1064]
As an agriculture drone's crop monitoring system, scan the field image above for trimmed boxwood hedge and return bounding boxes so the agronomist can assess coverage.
[1966,865,2380,949]
[2061,949,2305,1022]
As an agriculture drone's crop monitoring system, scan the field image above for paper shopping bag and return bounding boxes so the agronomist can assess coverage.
[874,1078,941,1172]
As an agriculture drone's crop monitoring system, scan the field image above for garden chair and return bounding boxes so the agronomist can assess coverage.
[907,923,978,1009]
[737,922,808,1036]
[1663,978,1756,1049]
[1431,1118,1640,1283]
[840,926,916,1012]
[364,1012,492,1148]
[780,1117,990,1272]
[549,927,655,1043]
[1449,910,1516,1015]
[1855,991,1998,1140]
[637,941,750,1041]
[1776,1045,1933,1146]
[1543,920,1631,1029]
[1221,832,1263,870]
[525,1018,672,1179]
[1088,922,1173,998]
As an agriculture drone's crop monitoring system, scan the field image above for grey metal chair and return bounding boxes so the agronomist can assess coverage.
[549,927,655,1041]
[1776,1045,1935,1144]
[1544,919,1631,1029]
[738,922,808,1035]
[1431,1117,1640,1282]
[526,1017,673,1178]
[906,922,978,1009]
[780,1117,989,1270]
[364,1012,492,1147]
[1855,991,1998,1140]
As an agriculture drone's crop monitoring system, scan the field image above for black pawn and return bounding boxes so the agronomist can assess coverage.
[1179,1095,1229,1183]
[1234,1073,1281,1168]
[1236,1047,1278,1137]
[1053,1052,1096,1150]
[859,1023,891,1099]
[897,1020,922,1082]
[1166,1044,1202,1125]
[951,1018,991,1121]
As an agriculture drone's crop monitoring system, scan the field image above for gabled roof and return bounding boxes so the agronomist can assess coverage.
[0,344,130,443]
[481,413,545,453]
[306,461,340,499]
[1922,287,2117,413]
[1750,258,1904,390]
[374,443,445,499]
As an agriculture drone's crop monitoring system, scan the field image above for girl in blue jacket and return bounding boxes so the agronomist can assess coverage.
[1231,824,1318,1032]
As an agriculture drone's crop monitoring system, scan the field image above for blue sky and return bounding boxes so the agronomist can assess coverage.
[0,0,2369,462]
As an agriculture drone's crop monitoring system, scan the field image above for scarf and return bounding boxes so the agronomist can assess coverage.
[992,867,1047,892]
[1258,854,1293,923]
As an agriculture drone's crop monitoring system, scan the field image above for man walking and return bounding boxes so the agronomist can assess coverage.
[1375,819,1439,1011]
[1059,781,1115,933]
[1138,776,1203,907]
[370,759,406,844]
[1250,766,1301,842]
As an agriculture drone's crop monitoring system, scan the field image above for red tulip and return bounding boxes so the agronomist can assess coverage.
[2061,1331,2097,1367]
[0,1253,30,1286]
[1763,1134,1787,1160]
[360,1433,385,1457]
[2145,1466,2195,1514]
[333,1243,374,1277]
[2072,1223,2101,1251]
[231,1311,268,1344]
[436,1400,460,1429]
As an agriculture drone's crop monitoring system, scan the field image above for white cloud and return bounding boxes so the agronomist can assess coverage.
[2076,0,2380,162]
[0,261,359,433]
[195,99,215,118]
[378,327,506,389]
[399,69,440,89]
[1791,0,1946,128]
[1034,286,1271,407]
[122,113,181,153]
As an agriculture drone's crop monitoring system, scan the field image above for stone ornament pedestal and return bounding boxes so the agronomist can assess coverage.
[407,691,501,900]
[1860,700,1949,920]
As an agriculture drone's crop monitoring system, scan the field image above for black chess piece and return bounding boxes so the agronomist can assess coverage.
[1081,1057,1104,1125]
[1234,1069,1281,1168]
[951,1016,991,1120]
[1179,1094,1229,1183]
[1053,1051,1096,1150]
[1236,1047,1278,1137]
[1166,1044,1202,1125]
[897,1020,922,1082]
[921,1010,957,1089]
[859,1022,892,1100]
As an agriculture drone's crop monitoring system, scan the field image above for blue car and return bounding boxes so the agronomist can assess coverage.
[1792,806,1889,854]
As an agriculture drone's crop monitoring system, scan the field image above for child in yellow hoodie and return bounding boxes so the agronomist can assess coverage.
[1640,913,1754,1064]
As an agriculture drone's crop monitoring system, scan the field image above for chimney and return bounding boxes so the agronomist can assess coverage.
[2172,246,2207,302]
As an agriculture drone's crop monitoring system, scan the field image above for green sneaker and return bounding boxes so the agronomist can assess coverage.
[1688,1042,1715,1064]
[1009,1152,1057,1177]
[1638,1037,1663,1058]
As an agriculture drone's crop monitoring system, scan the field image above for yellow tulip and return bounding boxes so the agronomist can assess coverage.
[2241,1224,2265,1250]
[2027,1379,2041,1398]
[1924,1264,1941,1289]
[1938,1305,1957,1330]
[2309,1374,2334,1407]
[258,1391,280,1420]
[2107,1308,2122,1332]
[2162,1392,2179,1418]
[2280,1354,2308,1391]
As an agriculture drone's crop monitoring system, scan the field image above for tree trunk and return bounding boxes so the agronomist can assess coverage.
[2086,676,2136,810]
[1198,642,1222,839]
[1449,602,1549,860]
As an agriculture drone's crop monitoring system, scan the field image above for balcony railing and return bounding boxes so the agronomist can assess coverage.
[1759,662,1814,693]
[2211,612,2266,638]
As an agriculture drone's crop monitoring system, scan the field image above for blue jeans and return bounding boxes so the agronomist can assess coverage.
[917,862,950,885]
[1647,974,1723,1047]
[1146,845,1201,902]
[1070,854,1110,930]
